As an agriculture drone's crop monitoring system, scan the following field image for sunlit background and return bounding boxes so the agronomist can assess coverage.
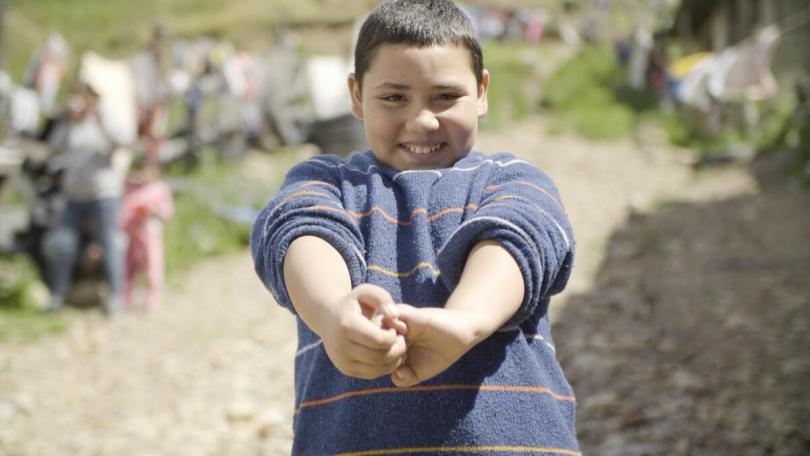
[0,1,808,454]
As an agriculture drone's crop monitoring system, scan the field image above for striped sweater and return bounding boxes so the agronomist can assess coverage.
[251,150,578,455]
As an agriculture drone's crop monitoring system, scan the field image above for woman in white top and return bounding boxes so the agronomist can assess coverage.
[44,82,126,314]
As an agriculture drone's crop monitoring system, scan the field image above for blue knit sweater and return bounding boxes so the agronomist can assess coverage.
[252,150,578,455]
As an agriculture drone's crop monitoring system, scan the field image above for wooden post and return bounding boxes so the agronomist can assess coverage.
[0,0,6,70]
[710,0,731,51]
[758,0,776,27]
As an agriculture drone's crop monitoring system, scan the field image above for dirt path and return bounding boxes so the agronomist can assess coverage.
[555,150,810,455]
[0,254,297,455]
[1,117,807,455]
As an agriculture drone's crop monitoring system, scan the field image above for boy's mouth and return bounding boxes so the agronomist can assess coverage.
[400,142,446,155]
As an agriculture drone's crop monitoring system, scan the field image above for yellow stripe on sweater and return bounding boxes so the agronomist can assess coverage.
[337,445,581,455]
[367,262,441,278]
[285,193,477,226]
[280,190,331,204]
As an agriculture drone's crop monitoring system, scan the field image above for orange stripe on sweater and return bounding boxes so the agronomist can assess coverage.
[337,446,581,456]
[484,181,563,210]
[347,206,416,225]
[298,180,340,191]
[295,384,575,414]
[304,205,359,225]
[425,204,478,221]
[301,203,478,226]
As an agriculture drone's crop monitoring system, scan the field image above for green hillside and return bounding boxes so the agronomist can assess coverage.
[2,0,381,80]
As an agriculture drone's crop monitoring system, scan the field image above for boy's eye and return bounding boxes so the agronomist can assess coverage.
[380,94,405,102]
[437,93,462,101]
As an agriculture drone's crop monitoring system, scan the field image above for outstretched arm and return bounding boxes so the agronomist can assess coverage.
[437,155,574,327]
[284,235,407,380]
[392,239,523,387]
[446,240,524,342]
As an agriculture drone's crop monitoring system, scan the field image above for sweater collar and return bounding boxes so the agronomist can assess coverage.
[352,150,487,181]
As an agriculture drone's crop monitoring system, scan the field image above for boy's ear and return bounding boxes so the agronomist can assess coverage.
[348,73,364,120]
[477,69,490,117]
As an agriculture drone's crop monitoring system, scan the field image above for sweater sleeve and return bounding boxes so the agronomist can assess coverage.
[436,156,574,326]
[250,157,366,314]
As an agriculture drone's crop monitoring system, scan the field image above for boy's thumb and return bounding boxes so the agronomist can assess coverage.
[392,364,419,387]
[354,283,397,316]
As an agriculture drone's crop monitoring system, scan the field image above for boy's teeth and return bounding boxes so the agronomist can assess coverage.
[404,144,442,154]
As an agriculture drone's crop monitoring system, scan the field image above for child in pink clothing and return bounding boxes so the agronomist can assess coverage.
[120,159,174,309]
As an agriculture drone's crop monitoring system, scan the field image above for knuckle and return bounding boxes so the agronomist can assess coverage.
[373,352,391,365]
[371,335,391,349]
[338,315,354,333]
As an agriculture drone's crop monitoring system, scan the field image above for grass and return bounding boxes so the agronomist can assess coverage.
[659,94,798,157]
[0,145,294,343]
[1,0,311,344]
[162,146,295,277]
[482,41,569,130]
[3,0,378,82]
[0,144,297,343]
[483,41,540,129]
[0,253,66,343]
[0,309,67,343]
[799,110,810,182]
[542,44,803,163]
[543,45,657,140]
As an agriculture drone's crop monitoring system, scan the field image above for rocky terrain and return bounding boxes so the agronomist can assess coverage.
[1,117,808,455]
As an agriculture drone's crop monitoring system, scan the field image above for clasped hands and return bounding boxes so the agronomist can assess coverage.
[319,283,477,387]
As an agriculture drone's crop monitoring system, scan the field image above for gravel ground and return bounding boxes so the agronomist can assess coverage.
[1,117,807,455]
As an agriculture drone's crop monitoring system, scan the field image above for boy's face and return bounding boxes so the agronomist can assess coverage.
[349,44,489,170]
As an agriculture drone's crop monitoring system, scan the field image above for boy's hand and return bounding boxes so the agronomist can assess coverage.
[390,304,476,387]
[320,284,408,380]
[390,240,526,387]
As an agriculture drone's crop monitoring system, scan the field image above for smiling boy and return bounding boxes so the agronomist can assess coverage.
[251,0,579,454]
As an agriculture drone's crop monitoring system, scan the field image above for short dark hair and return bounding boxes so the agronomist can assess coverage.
[354,0,484,88]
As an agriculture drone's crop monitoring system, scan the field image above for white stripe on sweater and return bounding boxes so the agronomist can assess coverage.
[497,327,557,353]
[480,198,571,251]
[309,157,385,176]
[450,158,533,172]
[308,154,534,181]
[438,216,543,279]
[261,198,344,239]
[296,339,323,357]
[526,333,557,353]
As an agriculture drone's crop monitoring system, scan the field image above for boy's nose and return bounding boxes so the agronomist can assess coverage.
[406,109,440,133]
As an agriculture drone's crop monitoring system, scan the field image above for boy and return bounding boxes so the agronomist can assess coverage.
[251,0,578,454]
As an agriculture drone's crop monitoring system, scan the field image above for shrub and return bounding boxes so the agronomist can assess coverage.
[543,46,657,140]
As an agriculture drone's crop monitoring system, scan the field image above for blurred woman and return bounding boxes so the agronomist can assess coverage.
[43,82,126,314]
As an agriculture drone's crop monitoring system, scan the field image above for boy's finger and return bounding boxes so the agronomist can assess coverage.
[394,303,419,320]
[392,364,420,388]
[345,314,398,349]
[393,303,426,337]
[353,284,399,319]
[347,359,402,380]
[381,314,408,334]
[347,338,406,365]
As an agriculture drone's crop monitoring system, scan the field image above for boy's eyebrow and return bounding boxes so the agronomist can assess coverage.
[375,82,410,90]
[434,82,467,91]
[373,82,468,91]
